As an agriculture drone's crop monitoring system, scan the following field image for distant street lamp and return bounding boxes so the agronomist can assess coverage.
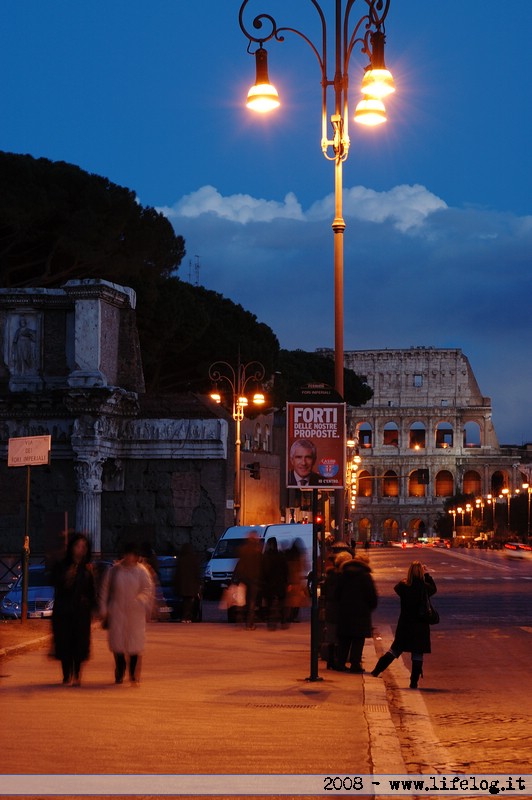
[501,487,511,527]
[522,483,532,538]
[209,359,266,525]
[238,0,395,538]
[448,508,457,538]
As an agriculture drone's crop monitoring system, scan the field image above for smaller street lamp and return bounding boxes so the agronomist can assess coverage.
[522,483,532,538]
[448,508,457,538]
[501,488,511,527]
[209,359,266,525]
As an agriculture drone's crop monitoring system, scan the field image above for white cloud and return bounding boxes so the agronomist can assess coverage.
[158,185,304,223]
[159,182,447,233]
[160,184,532,444]
[308,184,448,231]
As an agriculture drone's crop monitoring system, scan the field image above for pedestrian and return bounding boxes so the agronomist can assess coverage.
[100,541,154,685]
[284,537,309,623]
[335,552,378,673]
[232,531,263,630]
[261,537,289,630]
[371,560,437,688]
[322,550,352,670]
[174,542,202,622]
[51,533,96,686]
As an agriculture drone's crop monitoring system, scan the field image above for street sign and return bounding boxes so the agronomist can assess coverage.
[7,435,51,467]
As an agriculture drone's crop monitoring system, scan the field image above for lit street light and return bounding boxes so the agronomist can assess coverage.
[238,0,395,538]
[209,359,266,525]
[522,483,531,538]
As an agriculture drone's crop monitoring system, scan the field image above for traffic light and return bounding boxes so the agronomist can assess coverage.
[249,462,260,480]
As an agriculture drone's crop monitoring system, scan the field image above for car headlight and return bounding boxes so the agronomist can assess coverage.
[203,564,212,580]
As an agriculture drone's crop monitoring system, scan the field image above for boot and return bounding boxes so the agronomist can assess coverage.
[371,651,395,677]
[114,653,126,684]
[410,660,423,689]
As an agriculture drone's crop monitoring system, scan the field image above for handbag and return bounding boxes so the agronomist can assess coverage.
[418,591,440,625]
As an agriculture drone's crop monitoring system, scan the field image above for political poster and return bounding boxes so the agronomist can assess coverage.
[286,402,346,489]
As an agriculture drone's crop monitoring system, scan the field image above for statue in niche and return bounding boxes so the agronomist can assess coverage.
[12,317,36,375]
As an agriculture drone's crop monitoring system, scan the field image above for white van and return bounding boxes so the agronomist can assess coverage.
[203,523,314,599]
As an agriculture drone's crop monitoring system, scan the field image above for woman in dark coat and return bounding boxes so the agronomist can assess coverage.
[371,560,437,688]
[335,554,378,673]
[174,543,202,622]
[51,533,96,685]
[261,537,289,630]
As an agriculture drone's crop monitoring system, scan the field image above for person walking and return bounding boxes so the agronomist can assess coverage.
[322,550,352,670]
[51,533,96,686]
[100,541,154,685]
[335,552,378,673]
[261,537,289,630]
[232,532,263,630]
[371,560,437,688]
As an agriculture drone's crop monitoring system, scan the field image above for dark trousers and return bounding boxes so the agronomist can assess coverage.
[337,635,365,668]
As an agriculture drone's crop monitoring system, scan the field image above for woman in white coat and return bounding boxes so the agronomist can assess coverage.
[101,542,154,684]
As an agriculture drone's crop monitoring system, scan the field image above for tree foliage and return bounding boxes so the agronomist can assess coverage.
[0,151,184,288]
[0,151,372,409]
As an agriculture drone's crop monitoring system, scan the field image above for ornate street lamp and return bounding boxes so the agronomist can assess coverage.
[239,0,394,399]
[209,359,266,525]
[238,0,395,540]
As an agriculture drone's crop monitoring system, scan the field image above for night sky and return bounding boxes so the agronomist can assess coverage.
[1,1,531,444]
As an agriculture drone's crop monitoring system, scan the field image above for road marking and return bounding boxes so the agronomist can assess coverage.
[520,627,532,634]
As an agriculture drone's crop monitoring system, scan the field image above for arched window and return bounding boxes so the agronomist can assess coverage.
[357,518,371,542]
[253,423,262,451]
[383,422,399,447]
[409,421,426,450]
[463,470,481,495]
[357,422,373,449]
[491,471,507,495]
[464,421,481,447]
[383,518,399,542]
[435,422,453,449]
[263,424,271,453]
[435,470,454,497]
[408,469,426,497]
[382,470,399,497]
[357,470,373,497]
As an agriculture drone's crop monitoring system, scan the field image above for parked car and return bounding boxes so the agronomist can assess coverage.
[156,555,202,622]
[0,564,54,619]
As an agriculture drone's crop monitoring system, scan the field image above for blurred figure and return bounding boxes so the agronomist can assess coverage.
[322,551,352,670]
[335,552,378,673]
[261,537,289,630]
[371,560,437,688]
[100,541,154,685]
[284,538,309,623]
[51,533,96,686]
[233,532,263,630]
[174,542,202,622]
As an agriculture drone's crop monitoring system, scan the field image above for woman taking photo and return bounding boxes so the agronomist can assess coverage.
[371,560,437,688]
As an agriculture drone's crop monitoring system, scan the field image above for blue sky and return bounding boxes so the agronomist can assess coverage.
[1,1,531,444]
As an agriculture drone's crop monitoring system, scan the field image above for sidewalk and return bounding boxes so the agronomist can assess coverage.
[0,615,405,786]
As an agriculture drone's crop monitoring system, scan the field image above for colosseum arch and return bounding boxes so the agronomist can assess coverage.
[383,517,399,542]
[383,421,399,447]
[409,421,426,450]
[464,420,481,447]
[357,470,373,497]
[357,517,371,541]
[356,421,373,449]
[435,470,454,497]
[463,469,481,495]
[382,470,399,497]
[408,469,426,497]
[435,421,454,449]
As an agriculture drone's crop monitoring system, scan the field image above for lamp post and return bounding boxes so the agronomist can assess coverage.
[209,359,266,525]
[238,0,395,538]
[448,508,457,539]
[501,487,511,528]
[486,493,496,534]
[522,483,531,538]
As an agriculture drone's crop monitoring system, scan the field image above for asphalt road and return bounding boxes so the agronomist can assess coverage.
[367,546,532,776]
[1,545,531,798]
